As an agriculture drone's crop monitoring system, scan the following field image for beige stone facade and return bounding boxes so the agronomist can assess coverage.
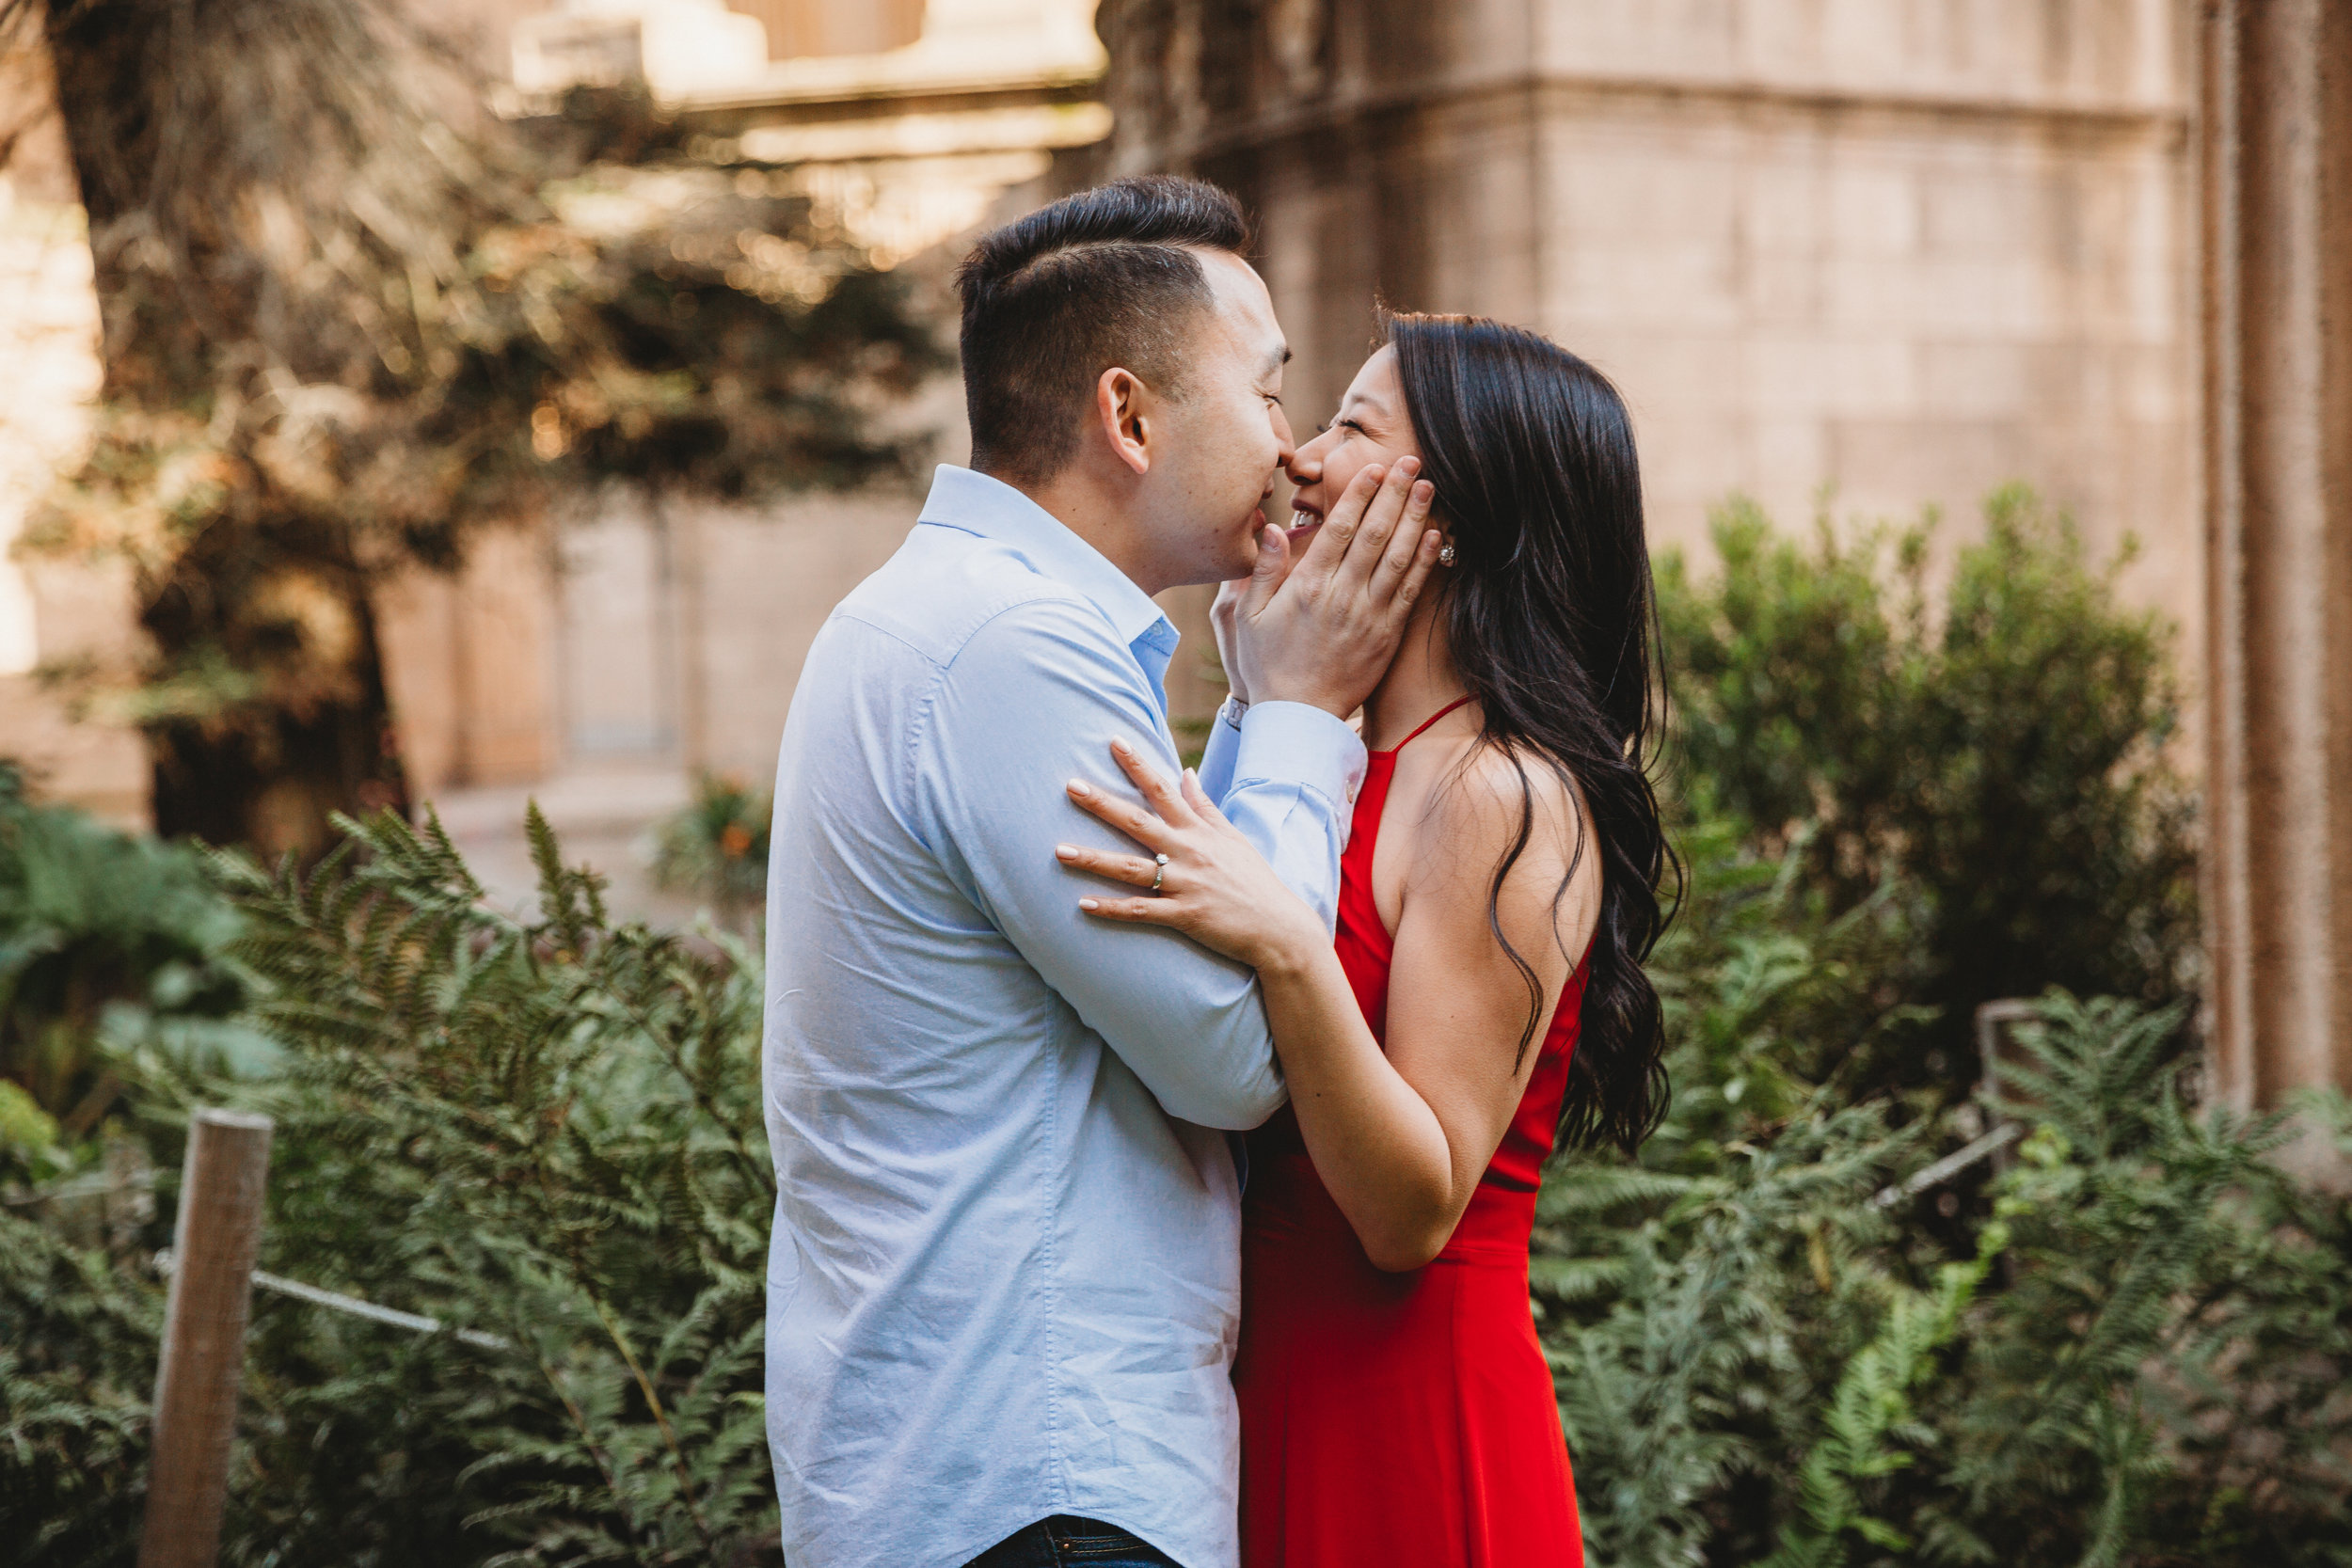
[1100,0,2202,678]
[0,32,146,824]
[380,0,1103,806]
[382,0,1106,912]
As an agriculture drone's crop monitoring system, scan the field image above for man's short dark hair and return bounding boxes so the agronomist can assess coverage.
[956,176,1251,486]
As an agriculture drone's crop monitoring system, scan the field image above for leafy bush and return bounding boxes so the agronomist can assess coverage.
[2,810,776,1565]
[0,1206,158,1566]
[0,765,261,1187]
[1539,909,2352,1567]
[648,773,771,927]
[1656,488,2200,1088]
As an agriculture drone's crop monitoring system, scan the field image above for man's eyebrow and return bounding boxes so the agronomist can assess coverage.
[1262,343,1292,377]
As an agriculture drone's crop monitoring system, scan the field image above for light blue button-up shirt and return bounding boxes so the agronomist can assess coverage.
[763,466,1365,1568]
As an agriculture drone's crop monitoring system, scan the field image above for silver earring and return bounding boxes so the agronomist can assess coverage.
[1438,543,1456,566]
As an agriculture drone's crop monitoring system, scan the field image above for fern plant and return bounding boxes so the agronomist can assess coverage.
[1756,1234,2003,1568]
[1922,997,2352,1567]
[1542,985,2352,1568]
[0,806,783,1565]
[0,1206,158,1567]
[205,806,779,1565]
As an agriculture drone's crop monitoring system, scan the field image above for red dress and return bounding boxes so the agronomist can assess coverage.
[1233,699,1588,1567]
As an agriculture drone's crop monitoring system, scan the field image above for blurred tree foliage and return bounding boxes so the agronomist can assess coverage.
[6,0,945,856]
[1655,487,2200,1091]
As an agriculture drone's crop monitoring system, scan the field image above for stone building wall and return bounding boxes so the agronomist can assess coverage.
[0,28,146,823]
[1100,0,2201,691]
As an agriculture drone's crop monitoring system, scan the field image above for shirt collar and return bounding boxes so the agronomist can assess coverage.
[915,465,1176,655]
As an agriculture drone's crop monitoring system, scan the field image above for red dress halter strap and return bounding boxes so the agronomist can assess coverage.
[1374,694,1475,754]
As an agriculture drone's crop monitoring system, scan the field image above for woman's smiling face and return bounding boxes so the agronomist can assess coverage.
[1284,345,1423,550]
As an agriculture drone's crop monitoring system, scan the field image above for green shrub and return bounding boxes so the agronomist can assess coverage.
[2,808,777,1565]
[1538,976,2352,1567]
[1656,488,2200,1088]
[0,765,262,1188]
[648,773,771,927]
[0,1206,158,1566]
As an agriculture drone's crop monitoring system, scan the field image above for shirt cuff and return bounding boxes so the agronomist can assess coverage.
[1232,700,1367,809]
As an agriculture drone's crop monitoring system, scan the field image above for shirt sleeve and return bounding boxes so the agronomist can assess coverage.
[1210,701,1363,931]
[913,597,1358,1131]
[1196,697,1243,802]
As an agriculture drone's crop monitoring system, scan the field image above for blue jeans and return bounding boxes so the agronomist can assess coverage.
[963,1515,1180,1568]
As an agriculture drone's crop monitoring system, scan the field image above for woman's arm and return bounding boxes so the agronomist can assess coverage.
[1367,751,1595,1261]
[1060,741,1597,1271]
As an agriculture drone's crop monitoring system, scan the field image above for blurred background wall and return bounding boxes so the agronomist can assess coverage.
[0,0,2201,832]
[1100,0,2199,730]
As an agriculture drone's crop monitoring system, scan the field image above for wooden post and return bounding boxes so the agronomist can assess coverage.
[140,1108,274,1568]
[1975,998,2041,1179]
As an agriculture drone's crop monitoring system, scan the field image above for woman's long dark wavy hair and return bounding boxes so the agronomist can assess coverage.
[1386,311,1677,1157]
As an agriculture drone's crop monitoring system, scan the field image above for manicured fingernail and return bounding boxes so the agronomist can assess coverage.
[1056,844,1078,860]
[1397,456,1420,475]
[1069,779,1091,797]
[1111,736,1133,756]
[1079,897,1101,911]
[1414,481,1434,501]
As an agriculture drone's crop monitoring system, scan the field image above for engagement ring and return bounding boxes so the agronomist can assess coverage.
[1150,853,1169,894]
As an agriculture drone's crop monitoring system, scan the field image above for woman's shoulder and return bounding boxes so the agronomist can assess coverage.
[1391,732,1601,973]
[1405,735,1591,890]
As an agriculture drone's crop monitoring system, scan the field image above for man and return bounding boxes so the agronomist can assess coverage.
[763,176,1437,1568]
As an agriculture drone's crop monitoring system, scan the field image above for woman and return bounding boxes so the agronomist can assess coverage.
[1054,314,1674,1566]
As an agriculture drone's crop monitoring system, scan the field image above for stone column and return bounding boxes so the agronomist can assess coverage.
[2200,0,2352,1114]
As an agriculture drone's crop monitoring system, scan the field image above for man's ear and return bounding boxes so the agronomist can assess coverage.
[1095,366,1152,477]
